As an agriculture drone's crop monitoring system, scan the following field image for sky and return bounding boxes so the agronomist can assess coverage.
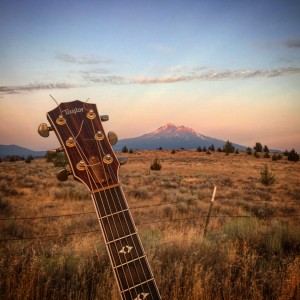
[0,0,300,152]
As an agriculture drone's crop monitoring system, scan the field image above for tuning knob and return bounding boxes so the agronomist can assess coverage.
[47,147,64,155]
[108,131,118,146]
[100,115,109,122]
[56,169,72,181]
[38,123,52,137]
[117,156,127,165]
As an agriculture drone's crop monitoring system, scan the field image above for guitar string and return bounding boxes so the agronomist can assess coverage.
[86,105,154,298]
[86,105,158,293]
[81,103,148,298]
[70,104,136,298]
[50,95,59,107]
[81,104,135,297]
[63,112,132,298]
[86,113,155,298]
[88,113,144,298]
[63,103,156,298]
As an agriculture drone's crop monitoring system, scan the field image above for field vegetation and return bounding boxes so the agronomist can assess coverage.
[0,150,299,299]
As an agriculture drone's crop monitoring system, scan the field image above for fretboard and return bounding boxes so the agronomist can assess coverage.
[91,186,161,300]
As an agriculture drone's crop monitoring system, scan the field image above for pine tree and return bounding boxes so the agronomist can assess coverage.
[122,146,128,153]
[288,149,299,162]
[223,141,235,154]
[254,142,263,152]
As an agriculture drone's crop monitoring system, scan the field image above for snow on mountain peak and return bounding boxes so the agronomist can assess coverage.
[148,123,205,139]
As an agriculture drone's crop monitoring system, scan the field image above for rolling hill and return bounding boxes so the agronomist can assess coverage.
[0,144,46,158]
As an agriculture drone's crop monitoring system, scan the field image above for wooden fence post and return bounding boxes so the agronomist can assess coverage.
[203,186,217,237]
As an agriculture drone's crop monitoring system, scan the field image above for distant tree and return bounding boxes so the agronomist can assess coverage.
[235,149,239,154]
[203,146,207,152]
[263,152,270,158]
[217,147,223,152]
[246,147,252,155]
[254,151,260,158]
[223,141,235,154]
[283,150,289,156]
[288,149,299,162]
[196,146,202,152]
[158,146,163,150]
[122,146,128,153]
[209,144,215,151]
[129,149,133,154]
[263,145,269,153]
[254,142,263,152]
[171,149,176,154]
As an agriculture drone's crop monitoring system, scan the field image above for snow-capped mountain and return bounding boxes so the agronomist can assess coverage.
[114,123,246,151]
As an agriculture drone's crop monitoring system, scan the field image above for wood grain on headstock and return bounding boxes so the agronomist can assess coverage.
[47,100,120,192]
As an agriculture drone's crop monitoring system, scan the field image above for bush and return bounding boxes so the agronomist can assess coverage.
[53,153,68,167]
[171,149,176,154]
[150,158,162,171]
[260,165,275,186]
[25,156,33,163]
[288,149,299,162]
[246,147,252,155]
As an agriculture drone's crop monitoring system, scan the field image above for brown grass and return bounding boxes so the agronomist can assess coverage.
[0,150,299,299]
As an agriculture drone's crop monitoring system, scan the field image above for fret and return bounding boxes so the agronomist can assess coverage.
[99,208,130,219]
[107,233,144,266]
[106,232,138,245]
[122,279,160,300]
[92,183,121,193]
[116,257,152,292]
[102,210,135,242]
[114,255,146,269]
[93,186,128,218]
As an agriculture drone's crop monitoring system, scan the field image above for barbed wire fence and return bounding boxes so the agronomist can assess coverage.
[0,186,299,243]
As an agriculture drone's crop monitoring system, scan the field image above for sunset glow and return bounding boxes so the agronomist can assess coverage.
[1,0,299,151]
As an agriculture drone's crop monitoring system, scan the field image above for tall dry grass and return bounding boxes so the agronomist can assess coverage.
[0,150,299,299]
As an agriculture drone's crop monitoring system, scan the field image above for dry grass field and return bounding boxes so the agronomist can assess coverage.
[0,150,299,299]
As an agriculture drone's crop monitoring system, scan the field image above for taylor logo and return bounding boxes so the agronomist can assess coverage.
[62,107,84,115]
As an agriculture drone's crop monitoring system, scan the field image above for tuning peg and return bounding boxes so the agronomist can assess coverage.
[117,156,127,165]
[100,115,109,122]
[56,169,72,181]
[108,131,118,146]
[47,147,64,155]
[38,123,53,137]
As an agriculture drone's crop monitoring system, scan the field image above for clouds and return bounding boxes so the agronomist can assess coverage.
[80,66,300,85]
[0,82,79,95]
[55,53,114,65]
[283,39,300,49]
[1,66,300,95]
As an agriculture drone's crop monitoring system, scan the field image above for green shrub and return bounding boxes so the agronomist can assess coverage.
[260,165,275,186]
[150,158,162,171]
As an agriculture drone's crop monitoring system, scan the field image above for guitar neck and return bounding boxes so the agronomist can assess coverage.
[91,186,161,300]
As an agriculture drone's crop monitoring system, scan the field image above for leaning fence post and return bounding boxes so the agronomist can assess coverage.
[203,185,217,237]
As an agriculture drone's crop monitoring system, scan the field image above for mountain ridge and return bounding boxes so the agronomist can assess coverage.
[0,144,46,158]
[115,123,246,151]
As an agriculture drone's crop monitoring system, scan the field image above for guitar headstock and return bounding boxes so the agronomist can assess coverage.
[42,100,122,192]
